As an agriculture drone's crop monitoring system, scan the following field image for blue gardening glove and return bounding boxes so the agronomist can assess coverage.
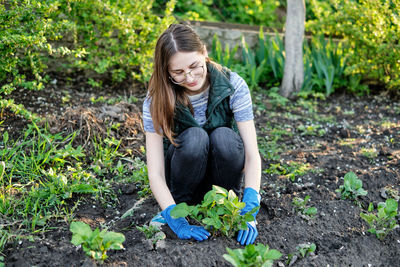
[161,204,210,241]
[237,187,261,246]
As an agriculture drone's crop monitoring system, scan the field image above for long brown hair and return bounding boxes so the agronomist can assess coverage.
[148,24,207,145]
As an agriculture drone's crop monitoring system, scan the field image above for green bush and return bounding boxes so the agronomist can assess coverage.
[0,0,75,119]
[0,0,175,121]
[153,0,216,21]
[307,0,400,91]
[154,0,280,27]
[60,0,175,83]
[0,1,74,93]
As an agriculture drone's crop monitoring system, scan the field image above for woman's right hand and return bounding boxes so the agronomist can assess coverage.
[161,204,210,241]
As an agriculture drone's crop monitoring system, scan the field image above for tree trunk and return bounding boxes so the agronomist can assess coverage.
[280,0,306,98]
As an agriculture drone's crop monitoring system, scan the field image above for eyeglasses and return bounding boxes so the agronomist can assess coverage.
[169,65,204,85]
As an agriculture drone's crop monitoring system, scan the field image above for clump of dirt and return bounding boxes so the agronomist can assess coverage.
[2,84,400,266]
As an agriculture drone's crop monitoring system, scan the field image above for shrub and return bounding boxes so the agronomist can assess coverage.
[59,0,176,83]
[0,1,74,93]
[307,0,400,91]
[0,0,76,119]
[154,0,280,27]
[0,0,176,121]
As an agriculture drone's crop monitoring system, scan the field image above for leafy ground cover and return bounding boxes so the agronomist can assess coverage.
[2,80,400,266]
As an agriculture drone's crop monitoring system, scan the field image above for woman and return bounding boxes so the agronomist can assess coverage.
[143,24,261,246]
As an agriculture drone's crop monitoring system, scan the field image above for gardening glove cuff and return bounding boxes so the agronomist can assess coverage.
[161,204,210,241]
[241,187,261,219]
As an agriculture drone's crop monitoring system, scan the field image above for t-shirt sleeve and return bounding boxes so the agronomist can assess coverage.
[142,95,156,133]
[229,72,254,122]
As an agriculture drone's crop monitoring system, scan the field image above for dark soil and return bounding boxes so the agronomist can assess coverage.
[2,81,400,267]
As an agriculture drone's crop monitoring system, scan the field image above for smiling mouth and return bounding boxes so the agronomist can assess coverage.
[187,81,197,87]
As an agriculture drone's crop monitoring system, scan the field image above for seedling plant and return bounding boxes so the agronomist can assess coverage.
[336,172,367,201]
[223,243,282,267]
[292,195,317,219]
[287,242,316,265]
[171,185,257,238]
[136,224,166,247]
[70,221,125,263]
[360,199,399,240]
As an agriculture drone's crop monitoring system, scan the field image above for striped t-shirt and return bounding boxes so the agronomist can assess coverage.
[142,71,253,133]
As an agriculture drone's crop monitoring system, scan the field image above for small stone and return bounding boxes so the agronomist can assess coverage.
[155,239,166,251]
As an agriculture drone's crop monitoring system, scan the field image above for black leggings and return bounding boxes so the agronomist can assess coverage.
[165,127,245,204]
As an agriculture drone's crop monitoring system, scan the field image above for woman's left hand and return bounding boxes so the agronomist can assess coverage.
[237,187,261,245]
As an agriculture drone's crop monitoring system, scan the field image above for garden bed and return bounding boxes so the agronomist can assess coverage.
[3,83,400,266]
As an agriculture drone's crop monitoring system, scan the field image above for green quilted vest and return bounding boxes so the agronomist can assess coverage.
[164,62,237,152]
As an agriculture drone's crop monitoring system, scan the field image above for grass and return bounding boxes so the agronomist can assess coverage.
[0,121,149,254]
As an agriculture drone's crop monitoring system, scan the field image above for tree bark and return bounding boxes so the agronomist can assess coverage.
[280,0,306,98]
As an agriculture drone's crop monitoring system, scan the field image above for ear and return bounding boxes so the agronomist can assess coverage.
[203,45,209,58]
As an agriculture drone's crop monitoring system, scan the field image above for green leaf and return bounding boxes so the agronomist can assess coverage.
[367,202,374,212]
[228,190,237,202]
[171,203,190,218]
[3,132,8,144]
[0,161,5,181]
[71,234,84,246]
[265,249,282,260]
[70,221,92,241]
[213,185,228,196]
[103,231,125,249]
[344,171,358,181]
[306,207,317,216]
[385,199,398,213]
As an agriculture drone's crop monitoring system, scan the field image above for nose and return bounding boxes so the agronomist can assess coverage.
[185,73,195,82]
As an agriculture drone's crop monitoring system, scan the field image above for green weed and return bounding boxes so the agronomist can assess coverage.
[258,137,283,161]
[338,138,356,148]
[117,157,150,198]
[297,124,326,136]
[91,136,122,175]
[264,87,289,107]
[0,123,111,240]
[264,162,311,182]
[360,147,378,162]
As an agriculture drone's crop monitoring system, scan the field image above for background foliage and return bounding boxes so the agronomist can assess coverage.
[0,0,176,116]
[153,0,280,27]
[307,0,400,91]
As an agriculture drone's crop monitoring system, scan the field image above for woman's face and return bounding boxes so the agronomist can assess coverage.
[168,51,208,94]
